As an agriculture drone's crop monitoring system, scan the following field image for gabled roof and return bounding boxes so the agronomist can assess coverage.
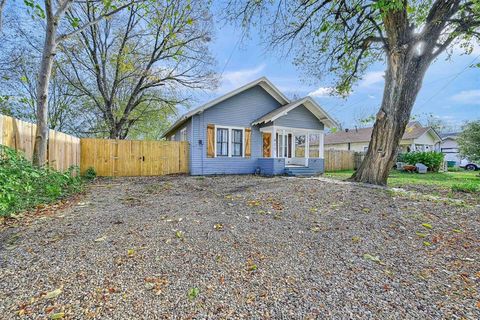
[440,132,460,140]
[325,122,441,145]
[162,77,289,138]
[251,96,338,128]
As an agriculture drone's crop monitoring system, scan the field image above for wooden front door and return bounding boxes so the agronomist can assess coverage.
[262,132,271,157]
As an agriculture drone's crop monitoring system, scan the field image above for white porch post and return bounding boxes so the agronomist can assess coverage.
[411,142,416,152]
[272,126,276,158]
[319,131,324,158]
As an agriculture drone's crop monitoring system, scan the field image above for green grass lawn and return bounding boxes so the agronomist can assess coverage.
[324,169,480,191]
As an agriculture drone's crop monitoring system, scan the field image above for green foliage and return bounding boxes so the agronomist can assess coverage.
[399,152,444,172]
[458,121,480,163]
[187,287,199,300]
[0,146,83,216]
[451,182,479,194]
[83,167,97,181]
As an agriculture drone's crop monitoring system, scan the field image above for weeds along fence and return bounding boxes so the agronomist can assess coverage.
[0,114,80,171]
[324,150,365,171]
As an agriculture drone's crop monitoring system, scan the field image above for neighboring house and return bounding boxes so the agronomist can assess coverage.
[324,122,441,153]
[162,77,338,176]
[440,132,461,164]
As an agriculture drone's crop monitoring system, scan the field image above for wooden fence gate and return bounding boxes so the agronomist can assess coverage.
[80,139,189,176]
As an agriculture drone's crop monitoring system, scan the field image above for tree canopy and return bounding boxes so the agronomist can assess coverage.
[226,0,480,94]
[458,121,480,162]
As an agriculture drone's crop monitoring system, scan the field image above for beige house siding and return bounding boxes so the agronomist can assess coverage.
[327,140,413,152]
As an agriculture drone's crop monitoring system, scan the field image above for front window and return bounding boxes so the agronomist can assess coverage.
[216,128,229,156]
[232,129,243,157]
[309,134,320,158]
[295,135,306,157]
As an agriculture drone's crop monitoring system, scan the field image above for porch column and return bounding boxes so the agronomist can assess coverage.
[319,131,324,158]
[411,142,416,152]
[271,127,276,158]
[305,133,310,159]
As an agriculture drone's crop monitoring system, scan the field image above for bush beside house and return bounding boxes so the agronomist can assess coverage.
[398,151,445,172]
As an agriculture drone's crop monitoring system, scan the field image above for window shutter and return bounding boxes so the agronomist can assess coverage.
[245,128,251,158]
[207,124,215,158]
[262,132,271,157]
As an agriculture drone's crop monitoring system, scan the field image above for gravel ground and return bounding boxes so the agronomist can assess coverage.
[1,175,479,319]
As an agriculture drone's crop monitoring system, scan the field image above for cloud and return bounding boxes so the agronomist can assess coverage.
[360,71,385,87]
[308,87,336,97]
[217,64,266,93]
[451,89,480,104]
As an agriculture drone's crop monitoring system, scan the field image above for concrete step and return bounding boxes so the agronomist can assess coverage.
[285,166,319,177]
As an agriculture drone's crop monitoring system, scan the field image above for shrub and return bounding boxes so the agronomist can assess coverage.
[83,167,97,180]
[0,146,83,217]
[399,151,445,172]
[451,182,479,193]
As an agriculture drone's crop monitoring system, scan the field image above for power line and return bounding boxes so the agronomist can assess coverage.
[415,54,480,111]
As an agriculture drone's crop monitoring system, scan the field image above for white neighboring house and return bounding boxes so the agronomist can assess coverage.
[324,121,441,153]
[440,132,461,165]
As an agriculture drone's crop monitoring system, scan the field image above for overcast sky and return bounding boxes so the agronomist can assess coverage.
[191,17,480,132]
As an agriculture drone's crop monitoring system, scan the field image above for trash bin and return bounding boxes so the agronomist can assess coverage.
[416,163,428,174]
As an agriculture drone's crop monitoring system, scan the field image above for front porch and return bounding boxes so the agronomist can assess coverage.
[257,126,325,176]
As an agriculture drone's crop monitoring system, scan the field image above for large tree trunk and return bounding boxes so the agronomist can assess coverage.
[32,15,58,167]
[350,48,430,185]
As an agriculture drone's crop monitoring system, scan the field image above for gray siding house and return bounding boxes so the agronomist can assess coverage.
[162,77,337,176]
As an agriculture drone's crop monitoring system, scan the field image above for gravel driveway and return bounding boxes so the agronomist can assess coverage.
[1,175,479,319]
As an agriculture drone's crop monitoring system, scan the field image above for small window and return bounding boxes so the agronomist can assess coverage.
[180,128,187,141]
[216,128,228,156]
[232,129,243,157]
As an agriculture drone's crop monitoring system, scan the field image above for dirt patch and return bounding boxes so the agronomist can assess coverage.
[1,175,479,319]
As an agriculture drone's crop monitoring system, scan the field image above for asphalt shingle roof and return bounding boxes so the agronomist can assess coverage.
[325,122,434,145]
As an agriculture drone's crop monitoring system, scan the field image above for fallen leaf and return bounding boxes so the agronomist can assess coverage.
[50,312,65,319]
[127,249,135,256]
[44,288,62,300]
[423,241,432,247]
[94,236,107,242]
[422,223,433,229]
[415,232,428,238]
[363,254,383,265]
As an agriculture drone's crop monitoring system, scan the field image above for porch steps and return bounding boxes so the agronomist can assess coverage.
[285,166,318,177]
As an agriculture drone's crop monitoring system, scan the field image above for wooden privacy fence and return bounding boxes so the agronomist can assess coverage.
[324,150,365,171]
[0,114,80,171]
[80,139,189,176]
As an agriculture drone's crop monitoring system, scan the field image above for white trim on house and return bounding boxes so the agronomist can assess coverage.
[213,125,246,158]
[260,125,325,166]
[162,77,289,138]
[180,127,187,141]
[252,97,338,128]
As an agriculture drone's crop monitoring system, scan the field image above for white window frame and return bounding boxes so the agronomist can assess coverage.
[213,125,246,158]
[180,128,187,141]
